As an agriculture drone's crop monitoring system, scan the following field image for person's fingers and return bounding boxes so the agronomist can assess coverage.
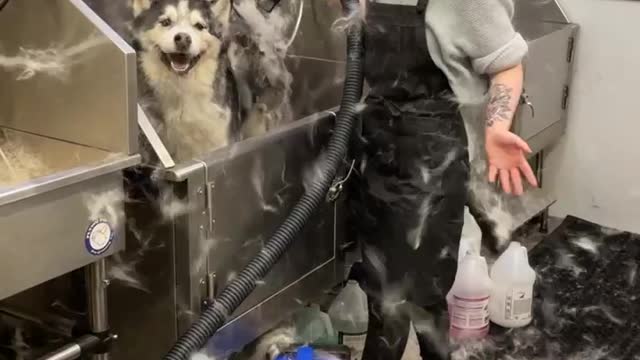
[512,135,532,154]
[488,165,498,183]
[510,168,524,195]
[501,132,532,153]
[500,169,512,194]
[519,158,538,187]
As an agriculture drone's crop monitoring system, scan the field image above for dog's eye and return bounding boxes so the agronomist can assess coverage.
[195,23,207,31]
[159,18,172,27]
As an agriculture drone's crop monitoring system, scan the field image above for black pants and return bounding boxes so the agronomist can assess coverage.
[348,97,469,360]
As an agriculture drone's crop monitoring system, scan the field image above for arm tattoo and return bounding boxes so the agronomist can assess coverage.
[486,84,514,127]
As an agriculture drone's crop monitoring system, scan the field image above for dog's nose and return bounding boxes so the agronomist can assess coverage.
[174,33,191,51]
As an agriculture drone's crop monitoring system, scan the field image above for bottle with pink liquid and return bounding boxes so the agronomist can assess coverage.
[447,253,492,341]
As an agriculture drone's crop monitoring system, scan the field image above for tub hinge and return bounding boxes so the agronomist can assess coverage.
[567,36,575,63]
[206,181,216,233]
[562,86,570,110]
[200,272,217,310]
[202,181,216,311]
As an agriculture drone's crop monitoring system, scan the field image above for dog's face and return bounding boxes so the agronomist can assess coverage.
[131,0,231,75]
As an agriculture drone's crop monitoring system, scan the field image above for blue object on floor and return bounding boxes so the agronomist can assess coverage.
[275,344,351,360]
[295,345,314,360]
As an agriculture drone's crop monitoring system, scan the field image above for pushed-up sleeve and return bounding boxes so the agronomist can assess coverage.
[447,0,528,75]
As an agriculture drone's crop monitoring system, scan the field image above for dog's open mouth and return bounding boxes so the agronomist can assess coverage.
[161,52,201,74]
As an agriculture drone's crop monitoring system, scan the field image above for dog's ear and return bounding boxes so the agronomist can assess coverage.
[131,0,154,17]
[209,0,232,32]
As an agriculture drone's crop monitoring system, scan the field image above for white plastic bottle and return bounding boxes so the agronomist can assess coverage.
[489,242,536,328]
[447,254,492,340]
[458,206,483,262]
[328,280,368,360]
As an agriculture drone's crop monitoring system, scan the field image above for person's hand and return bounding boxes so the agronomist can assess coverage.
[485,127,538,195]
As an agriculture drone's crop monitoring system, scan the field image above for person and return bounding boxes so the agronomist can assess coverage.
[346,0,539,359]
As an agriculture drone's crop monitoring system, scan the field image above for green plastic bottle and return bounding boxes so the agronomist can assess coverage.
[328,280,368,360]
[293,304,339,345]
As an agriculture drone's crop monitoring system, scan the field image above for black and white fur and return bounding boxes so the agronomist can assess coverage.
[124,0,292,162]
[131,0,238,161]
[225,1,293,140]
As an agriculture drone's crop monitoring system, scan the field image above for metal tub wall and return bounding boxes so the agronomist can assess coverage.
[0,0,139,301]
[287,0,347,119]
[108,113,344,360]
[201,114,341,358]
[514,0,569,24]
[0,0,137,154]
[170,113,341,355]
[0,172,127,301]
[515,23,578,154]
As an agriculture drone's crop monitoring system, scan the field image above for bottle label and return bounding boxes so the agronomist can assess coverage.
[505,286,533,321]
[340,332,367,360]
[450,295,490,330]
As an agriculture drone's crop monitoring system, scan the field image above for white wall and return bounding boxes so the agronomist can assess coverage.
[546,0,640,233]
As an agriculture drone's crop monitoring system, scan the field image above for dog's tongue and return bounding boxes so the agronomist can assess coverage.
[169,53,190,72]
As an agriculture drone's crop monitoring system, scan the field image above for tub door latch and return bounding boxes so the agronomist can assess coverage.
[520,91,535,118]
[201,272,217,310]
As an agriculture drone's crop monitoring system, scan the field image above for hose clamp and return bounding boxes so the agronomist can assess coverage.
[327,159,356,202]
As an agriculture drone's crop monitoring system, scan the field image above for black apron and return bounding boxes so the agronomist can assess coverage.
[347,1,469,358]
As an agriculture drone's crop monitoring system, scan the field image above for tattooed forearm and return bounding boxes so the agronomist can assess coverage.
[486,83,514,127]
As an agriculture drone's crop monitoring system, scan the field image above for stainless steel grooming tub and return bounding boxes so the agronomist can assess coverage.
[0,0,139,301]
[513,0,578,153]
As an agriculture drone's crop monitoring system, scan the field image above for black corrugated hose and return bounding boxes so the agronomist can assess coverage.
[163,0,364,359]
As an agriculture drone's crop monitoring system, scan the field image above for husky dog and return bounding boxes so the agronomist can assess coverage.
[130,0,237,162]
[121,0,293,162]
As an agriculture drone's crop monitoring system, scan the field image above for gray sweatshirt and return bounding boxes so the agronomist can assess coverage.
[372,0,527,104]
[425,0,527,105]
[372,0,528,159]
